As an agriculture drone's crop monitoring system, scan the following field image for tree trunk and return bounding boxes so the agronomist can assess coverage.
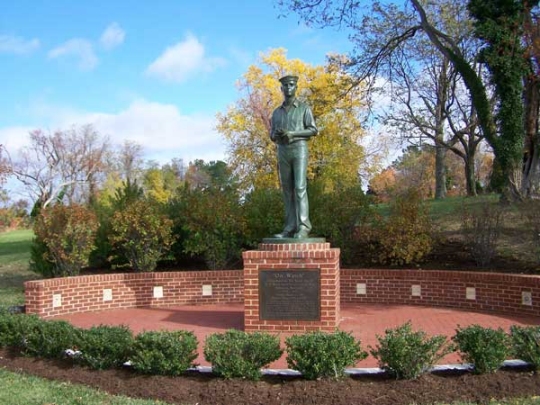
[434,142,447,199]
[522,75,540,197]
[434,56,449,200]
[464,153,477,197]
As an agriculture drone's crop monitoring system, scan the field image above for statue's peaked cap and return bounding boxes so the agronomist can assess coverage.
[279,75,299,84]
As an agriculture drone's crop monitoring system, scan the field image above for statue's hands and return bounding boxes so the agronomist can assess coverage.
[273,128,283,143]
[281,130,294,144]
[274,128,294,144]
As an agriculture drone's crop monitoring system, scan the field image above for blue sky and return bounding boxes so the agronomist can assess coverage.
[0,0,353,171]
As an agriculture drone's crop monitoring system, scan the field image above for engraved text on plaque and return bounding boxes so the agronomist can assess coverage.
[259,269,320,320]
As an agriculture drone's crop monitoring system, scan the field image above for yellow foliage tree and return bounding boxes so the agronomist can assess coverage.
[216,48,367,193]
[144,168,171,204]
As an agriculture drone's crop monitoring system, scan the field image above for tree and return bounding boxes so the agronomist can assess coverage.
[280,0,540,199]
[184,159,235,191]
[282,0,485,198]
[0,191,29,230]
[96,141,182,208]
[172,160,244,270]
[10,124,109,209]
[0,146,11,185]
[109,199,173,272]
[33,204,99,277]
[377,0,486,197]
[181,185,244,270]
[369,167,397,202]
[216,48,367,193]
[392,145,437,198]
[142,162,185,204]
[466,0,530,197]
[522,3,540,195]
[114,140,145,183]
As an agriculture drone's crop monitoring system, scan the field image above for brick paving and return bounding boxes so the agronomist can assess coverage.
[53,303,540,368]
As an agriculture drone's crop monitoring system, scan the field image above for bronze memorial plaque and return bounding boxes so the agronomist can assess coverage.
[259,269,320,320]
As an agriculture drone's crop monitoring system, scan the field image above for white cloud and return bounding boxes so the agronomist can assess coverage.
[48,38,98,71]
[90,99,226,162]
[146,33,226,83]
[0,99,226,165]
[0,35,40,55]
[0,125,36,154]
[100,22,125,50]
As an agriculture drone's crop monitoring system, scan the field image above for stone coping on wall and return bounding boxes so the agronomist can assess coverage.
[24,269,540,318]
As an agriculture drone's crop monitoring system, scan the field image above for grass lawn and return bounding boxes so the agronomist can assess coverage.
[0,229,36,309]
[0,369,172,405]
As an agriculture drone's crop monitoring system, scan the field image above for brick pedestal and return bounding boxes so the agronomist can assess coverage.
[242,242,340,333]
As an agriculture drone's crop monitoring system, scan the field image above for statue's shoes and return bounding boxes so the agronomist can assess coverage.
[294,230,309,239]
[273,231,294,238]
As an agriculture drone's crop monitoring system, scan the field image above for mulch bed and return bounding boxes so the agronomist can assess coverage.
[2,349,540,405]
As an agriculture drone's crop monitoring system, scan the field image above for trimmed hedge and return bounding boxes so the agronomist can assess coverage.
[453,325,510,374]
[370,322,453,379]
[3,313,539,380]
[511,325,540,370]
[204,329,282,380]
[77,325,134,370]
[285,330,367,380]
[129,330,198,376]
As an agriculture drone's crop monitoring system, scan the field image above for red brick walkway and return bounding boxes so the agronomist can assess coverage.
[53,304,540,369]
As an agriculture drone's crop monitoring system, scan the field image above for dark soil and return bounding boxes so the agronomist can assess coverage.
[1,349,540,405]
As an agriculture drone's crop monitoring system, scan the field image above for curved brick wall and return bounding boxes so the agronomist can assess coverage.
[24,269,540,318]
[341,269,540,317]
[24,271,244,318]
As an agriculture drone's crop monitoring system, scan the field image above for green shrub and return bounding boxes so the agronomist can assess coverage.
[109,179,145,210]
[32,204,99,277]
[460,201,503,267]
[310,183,375,265]
[0,314,80,358]
[22,318,81,359]
[0,313,41,349]
[285,330,367,380]
[29,237,56,278]
[519,199,540,263]
[0,312,16,348]
[181,187,244,270]
[453,324,510,374]
[130,330,198,376]
[370,321,452,379]
[377,190,433,266]
[109,200,173,272]
[204,329,283,380]
[242,187,283,246]
[88,204,114,270]
[510,325,540,370]
[77,325,134,370]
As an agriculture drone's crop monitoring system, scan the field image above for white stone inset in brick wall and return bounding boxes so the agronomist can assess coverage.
[522,291,533,306]
[52,294,62,308]
[356,283,366,295]
[202,284,213,296]
[153,286,164,299]
[103,289,113,301]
